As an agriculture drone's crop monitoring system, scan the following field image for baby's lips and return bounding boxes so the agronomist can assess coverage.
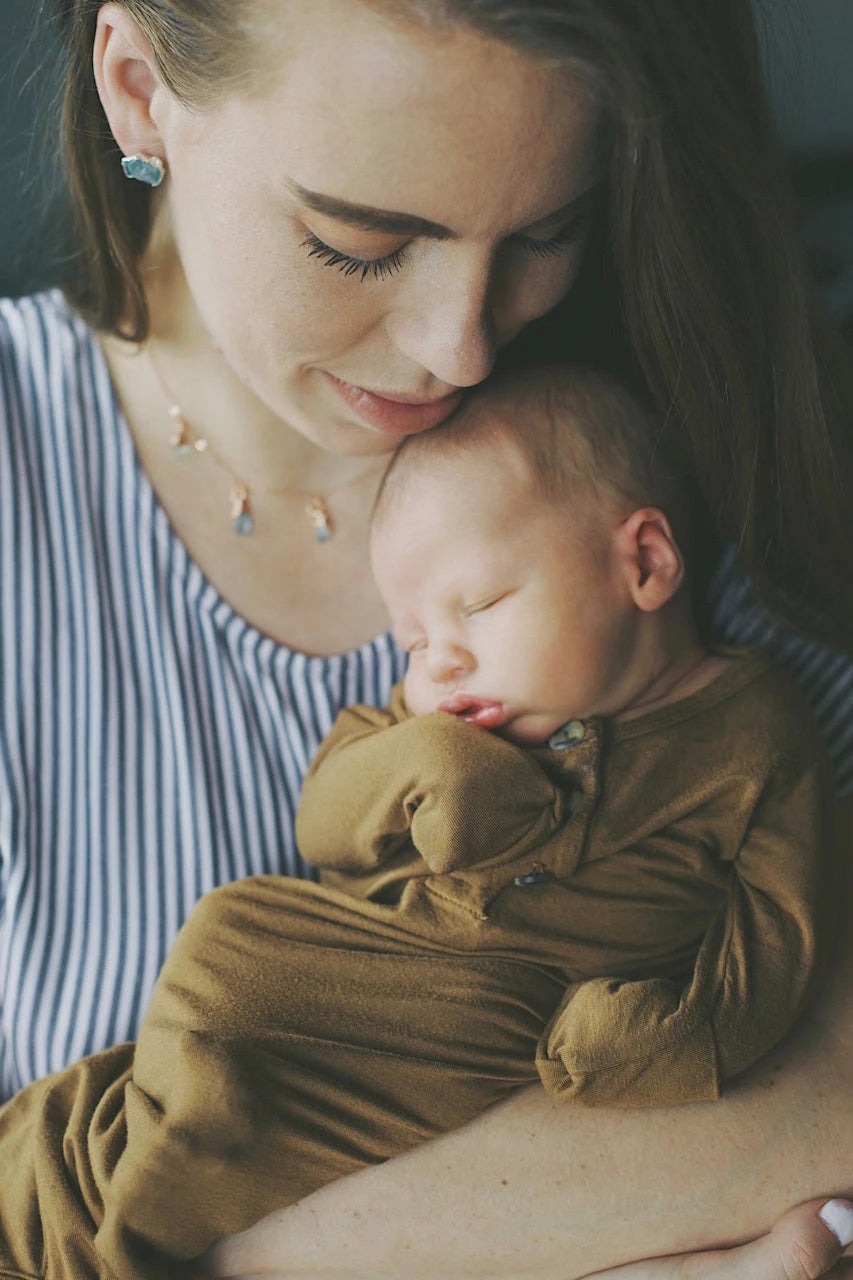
[438,692,508,729]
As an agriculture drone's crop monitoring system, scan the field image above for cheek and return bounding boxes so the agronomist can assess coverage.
[266,261,387,355]
[166,185,277,347]
[403,662,435,716]
[503,245,587,335]
[176,205,386,374]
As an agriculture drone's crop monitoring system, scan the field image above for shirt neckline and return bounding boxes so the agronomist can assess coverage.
[609,647,775,741]
[62,293,398,664]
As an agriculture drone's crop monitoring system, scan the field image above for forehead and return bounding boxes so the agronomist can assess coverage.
[372,437,541,580]
[242,0,602,235]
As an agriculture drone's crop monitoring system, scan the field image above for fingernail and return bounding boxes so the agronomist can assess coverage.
[819,1199,853,1246]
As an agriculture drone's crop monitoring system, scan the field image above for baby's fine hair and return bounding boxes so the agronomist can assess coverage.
[374,365,693,552]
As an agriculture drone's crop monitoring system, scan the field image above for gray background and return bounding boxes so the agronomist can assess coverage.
[759,0,852,154]
[1,0,851,327]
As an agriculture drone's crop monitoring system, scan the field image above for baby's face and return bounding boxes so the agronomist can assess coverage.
[371,436,640,746]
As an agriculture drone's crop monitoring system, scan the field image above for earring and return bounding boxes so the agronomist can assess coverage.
[120,153,166,188]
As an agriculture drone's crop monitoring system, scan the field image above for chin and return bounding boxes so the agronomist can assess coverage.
[498,719,560,748]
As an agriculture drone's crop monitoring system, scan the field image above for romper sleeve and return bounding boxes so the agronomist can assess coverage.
[296,689,563,875]
[535,742,836,1107]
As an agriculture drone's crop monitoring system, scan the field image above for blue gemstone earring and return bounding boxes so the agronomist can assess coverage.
[120,153,166,188]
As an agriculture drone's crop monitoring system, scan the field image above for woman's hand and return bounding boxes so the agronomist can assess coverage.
[203,1199,853,1280]
[588,1200,853,1280]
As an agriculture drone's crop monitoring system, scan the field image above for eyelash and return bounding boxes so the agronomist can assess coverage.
[301,211,586,282]
[301,232,410,281]
[515,211,589,260]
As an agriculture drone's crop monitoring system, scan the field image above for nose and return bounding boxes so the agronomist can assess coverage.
[388,247,499,388]
[426,639,473,685]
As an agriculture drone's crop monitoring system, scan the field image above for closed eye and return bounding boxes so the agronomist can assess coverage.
[465,592,509,617]
[302,231,409,281]
[302,199,595,283]
[511,207,590,259]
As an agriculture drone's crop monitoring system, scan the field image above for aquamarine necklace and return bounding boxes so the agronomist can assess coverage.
[148,348,382,539]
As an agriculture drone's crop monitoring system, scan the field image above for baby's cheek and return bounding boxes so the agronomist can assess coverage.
[403,663,438,717]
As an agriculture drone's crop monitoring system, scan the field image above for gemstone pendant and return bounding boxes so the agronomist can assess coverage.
[307,496,332,543]
[168,407,193,455]
[230,482,254,535]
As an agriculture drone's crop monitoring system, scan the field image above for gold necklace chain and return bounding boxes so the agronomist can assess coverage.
[147,346,383,540]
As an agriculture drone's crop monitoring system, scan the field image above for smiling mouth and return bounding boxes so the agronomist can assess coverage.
[323,373,463,435]
[438,693,508,729]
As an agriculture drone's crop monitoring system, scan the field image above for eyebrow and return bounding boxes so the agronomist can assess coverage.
[285,178,601,240]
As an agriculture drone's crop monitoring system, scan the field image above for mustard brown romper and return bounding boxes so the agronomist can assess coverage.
[0,651,834,1280]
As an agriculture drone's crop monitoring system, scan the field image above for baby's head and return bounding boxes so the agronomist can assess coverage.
[371,366,697,746]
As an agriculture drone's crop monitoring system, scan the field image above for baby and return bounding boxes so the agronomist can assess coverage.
[0,368,833,1280]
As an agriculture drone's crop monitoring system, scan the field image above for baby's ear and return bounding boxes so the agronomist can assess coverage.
[612,507,684,612]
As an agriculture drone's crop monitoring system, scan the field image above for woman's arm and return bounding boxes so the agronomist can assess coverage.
[204,796,853,1280]
[204,1202,853,1280]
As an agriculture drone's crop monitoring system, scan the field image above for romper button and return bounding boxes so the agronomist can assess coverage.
[513,870,555,887]
[548,719,585,750]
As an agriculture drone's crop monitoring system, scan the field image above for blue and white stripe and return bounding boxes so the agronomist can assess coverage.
[708,551,853,797]
[0,291,406,1099]
[0,290,850,1101]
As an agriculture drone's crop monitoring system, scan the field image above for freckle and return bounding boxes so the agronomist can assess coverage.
[501,1179,508,1186]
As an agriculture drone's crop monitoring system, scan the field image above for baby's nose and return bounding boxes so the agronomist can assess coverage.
[426,642,473,684]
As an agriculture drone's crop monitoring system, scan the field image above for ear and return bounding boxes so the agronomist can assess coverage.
[93,3,168,160]
[612,507,685,613]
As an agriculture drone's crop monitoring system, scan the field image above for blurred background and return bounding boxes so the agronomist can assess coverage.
[0,0,851,337]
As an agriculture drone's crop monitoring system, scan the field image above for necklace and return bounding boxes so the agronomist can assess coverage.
[147,347,383,540]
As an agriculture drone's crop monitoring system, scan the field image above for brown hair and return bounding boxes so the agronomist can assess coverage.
[56,0,853,647]
[55,0,259,341]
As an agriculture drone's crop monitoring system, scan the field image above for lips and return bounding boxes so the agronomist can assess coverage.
[323,373,463,436]
[438,692,508,730]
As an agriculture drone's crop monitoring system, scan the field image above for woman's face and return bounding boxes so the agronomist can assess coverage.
[148,0,603,454]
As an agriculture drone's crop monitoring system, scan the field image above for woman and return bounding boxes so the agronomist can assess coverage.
[0,0,850,1276]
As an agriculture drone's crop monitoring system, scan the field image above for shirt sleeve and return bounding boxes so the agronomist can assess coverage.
[296,691,564,875]
[534,746,836,1106]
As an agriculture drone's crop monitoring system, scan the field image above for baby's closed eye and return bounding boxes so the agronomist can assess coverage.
[464,589,514,617]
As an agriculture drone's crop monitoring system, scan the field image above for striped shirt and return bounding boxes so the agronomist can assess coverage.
[0,291,407,1099]
[0,290,850,1102]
